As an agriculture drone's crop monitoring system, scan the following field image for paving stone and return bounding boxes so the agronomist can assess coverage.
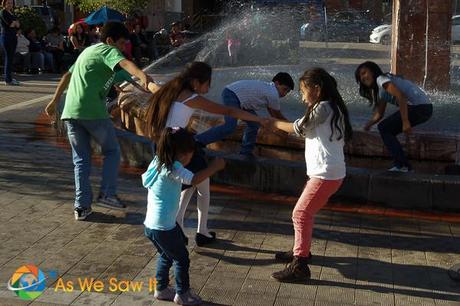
[394,293,435,306]
[70,291,118,305]
[354,288,394,306]
[2,95,460,305]
[34,287,82,305]
[110,293,154,306]
[233,292,277,306]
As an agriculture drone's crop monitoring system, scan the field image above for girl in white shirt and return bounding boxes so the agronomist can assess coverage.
[144,61,267,246]
[270,67,353,282]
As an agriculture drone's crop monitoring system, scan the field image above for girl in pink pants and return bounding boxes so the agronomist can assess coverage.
[270,67,353,282]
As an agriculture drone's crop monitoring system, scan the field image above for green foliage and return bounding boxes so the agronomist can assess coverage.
[65,0,149,15]
[14,6,47,38]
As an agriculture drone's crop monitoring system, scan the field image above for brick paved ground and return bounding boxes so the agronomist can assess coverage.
[0,75,459,305]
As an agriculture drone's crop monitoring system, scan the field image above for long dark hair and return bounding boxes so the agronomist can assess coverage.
[354,61,384,107]
[144,61,212,140]
[156,127,195,171]
[299,68,353,142]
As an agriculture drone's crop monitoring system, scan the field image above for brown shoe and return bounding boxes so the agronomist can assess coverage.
[271,256,311,283]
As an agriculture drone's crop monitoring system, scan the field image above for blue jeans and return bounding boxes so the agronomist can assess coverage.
[195,88,260,155]
[144,226,190,294]
[1,33,17,83]
[378,104,433,169]
[64,119,120,209]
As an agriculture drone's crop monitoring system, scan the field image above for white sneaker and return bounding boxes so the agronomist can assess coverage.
[154,286,175,301]
[388,166,409,173]
[174,289,202,305]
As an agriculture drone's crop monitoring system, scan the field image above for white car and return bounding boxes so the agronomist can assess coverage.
[371,15,460,45]
[369,24,391,45]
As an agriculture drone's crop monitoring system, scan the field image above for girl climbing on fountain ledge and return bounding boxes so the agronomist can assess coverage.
[269,67,353,282]
[355,61,433,172]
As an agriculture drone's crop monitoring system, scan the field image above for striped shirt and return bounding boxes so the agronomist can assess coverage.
[226,80,280,111]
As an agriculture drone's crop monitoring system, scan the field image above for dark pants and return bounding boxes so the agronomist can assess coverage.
[144,225,190,294]
[377,104,433,169]
[1,33,17,83]
[47,48,64,73]
[196,88,260,155]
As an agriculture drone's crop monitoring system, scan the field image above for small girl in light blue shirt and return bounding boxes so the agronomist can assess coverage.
[143,127,225,305]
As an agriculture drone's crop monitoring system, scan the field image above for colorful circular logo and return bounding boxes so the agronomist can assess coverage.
[7,264,46,300]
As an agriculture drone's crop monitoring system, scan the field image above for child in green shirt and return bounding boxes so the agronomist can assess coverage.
[45,21,152,220]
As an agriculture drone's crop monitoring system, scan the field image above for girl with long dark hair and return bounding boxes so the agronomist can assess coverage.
[144,61,267,246]
[355,61,432,172]
[270,67,352,282]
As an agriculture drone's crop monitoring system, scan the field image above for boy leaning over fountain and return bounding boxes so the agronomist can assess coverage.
[44,21,152,221]
[195,72,294,158]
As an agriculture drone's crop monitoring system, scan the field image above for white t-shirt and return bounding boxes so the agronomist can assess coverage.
[16,34,29,54]
[165,93,198,128]
[293,101,346,180]
[226,80,280,111]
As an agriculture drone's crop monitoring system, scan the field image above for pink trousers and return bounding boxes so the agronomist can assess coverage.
[292,177,343,257]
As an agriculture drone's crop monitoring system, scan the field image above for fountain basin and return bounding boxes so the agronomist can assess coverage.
[109,94,460,212]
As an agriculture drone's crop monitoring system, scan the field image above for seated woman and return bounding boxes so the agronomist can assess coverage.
[69,22,87,55]
[25,29,53,73]
[14,28,29,72]
[44,27,65,73]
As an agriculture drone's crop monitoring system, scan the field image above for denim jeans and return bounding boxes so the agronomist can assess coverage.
[195,88,260,155]
[1,33,17,83]
[377,104,433,168]
[64,119,120,209]
[144,226,190,294]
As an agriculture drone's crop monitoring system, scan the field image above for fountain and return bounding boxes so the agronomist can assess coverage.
[115,2,460,212]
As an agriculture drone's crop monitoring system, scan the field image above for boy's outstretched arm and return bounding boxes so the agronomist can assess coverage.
[45,71,71,118]
[118,59,153,91]
[267,107,287,121]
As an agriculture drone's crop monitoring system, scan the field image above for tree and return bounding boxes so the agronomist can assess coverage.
[15,6,47,38]
[65,0,149,14]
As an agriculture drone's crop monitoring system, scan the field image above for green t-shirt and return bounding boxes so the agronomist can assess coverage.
[61,43,126,120]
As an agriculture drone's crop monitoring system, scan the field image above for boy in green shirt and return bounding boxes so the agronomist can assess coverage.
[45,22,152,220]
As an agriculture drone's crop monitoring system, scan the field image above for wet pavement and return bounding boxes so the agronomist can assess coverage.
[0,75,459,306]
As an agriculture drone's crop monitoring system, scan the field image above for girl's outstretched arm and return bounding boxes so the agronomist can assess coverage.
[271,119,295,134]
[186,96,268,126]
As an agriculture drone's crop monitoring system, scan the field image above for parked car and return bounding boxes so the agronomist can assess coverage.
[300,10,379,42]
[30,5,55,30]
[370,15,460,45]
[369,24,391,44]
